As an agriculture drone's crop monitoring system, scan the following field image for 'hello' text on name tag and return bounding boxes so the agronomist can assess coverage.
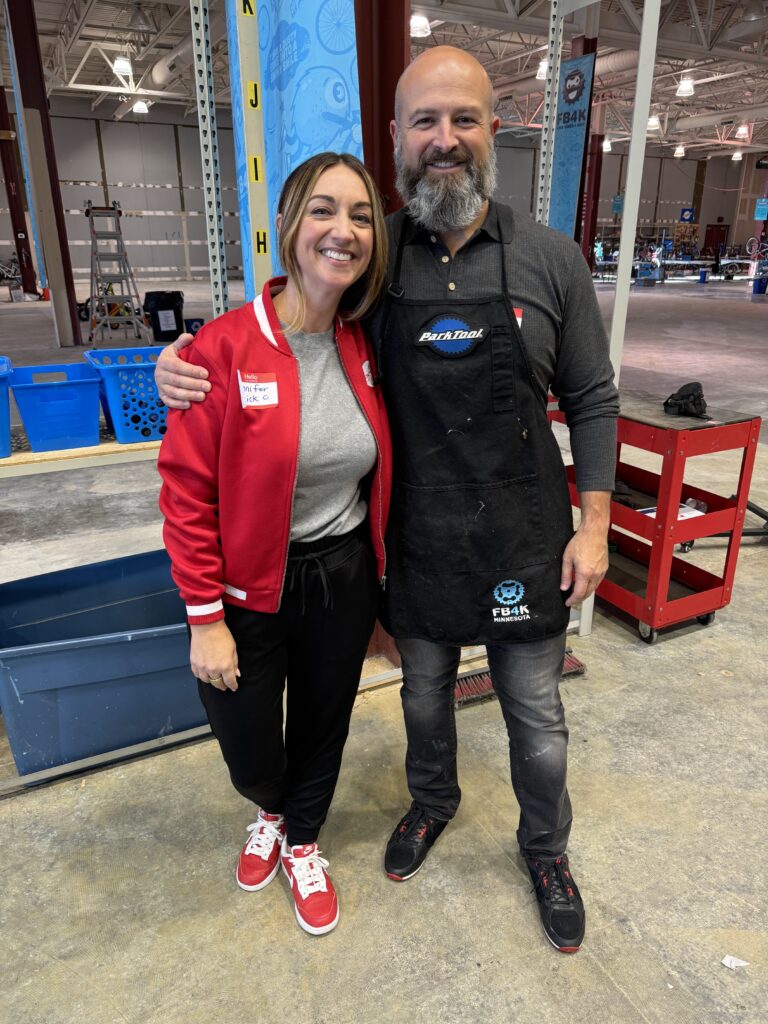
[238,370,278,409]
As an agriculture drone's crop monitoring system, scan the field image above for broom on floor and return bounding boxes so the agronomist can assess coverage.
[454,648,586,709]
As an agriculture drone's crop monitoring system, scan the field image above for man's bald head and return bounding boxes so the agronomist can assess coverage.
[390,46,500,234]
[394,46,495,124]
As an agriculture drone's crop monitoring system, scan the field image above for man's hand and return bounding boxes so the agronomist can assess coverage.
[560,491,611,607]
[155,333,211,409]
[190,620,240,692]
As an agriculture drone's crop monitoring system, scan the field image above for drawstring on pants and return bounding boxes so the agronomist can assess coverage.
[288,554,333,616]
[285,526,366,616]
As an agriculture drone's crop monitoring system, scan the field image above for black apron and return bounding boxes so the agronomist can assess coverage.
[377,206,573,644]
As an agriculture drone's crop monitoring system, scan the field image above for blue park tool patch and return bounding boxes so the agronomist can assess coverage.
[415,316,489,358]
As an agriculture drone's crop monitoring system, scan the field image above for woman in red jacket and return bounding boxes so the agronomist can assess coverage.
[158,152,392,937]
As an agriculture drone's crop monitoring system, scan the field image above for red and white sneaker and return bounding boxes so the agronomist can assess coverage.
[235,812,286,891]
[281,839,339,936]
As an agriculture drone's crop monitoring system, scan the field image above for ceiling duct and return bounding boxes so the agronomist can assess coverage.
[150,13,226,88]
[495,50,638,102]
[670,102,768,132]
[726,15,768,43]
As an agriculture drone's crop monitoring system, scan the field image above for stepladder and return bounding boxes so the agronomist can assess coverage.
[85,201,148,343]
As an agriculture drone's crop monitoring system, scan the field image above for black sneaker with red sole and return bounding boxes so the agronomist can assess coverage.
[384,802,448,881]
[524,852,585,953]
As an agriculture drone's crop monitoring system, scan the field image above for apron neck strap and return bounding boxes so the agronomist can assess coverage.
[389,211,410,296]
[496,203,515,293]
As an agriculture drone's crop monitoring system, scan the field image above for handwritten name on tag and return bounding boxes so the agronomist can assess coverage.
[238,370,278,409]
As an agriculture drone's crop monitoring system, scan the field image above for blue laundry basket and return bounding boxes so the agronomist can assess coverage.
[85,347,167,443]
[0,356,11,458]
[9,363,101,452]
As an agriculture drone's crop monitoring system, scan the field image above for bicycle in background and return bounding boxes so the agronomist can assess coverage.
[745,237,768,260]
[0,252,21,285]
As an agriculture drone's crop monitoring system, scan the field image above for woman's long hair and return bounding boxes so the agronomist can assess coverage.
[276,152,387,332]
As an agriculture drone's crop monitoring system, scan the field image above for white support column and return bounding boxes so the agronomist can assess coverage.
[190,0,228,317]
[608,0,661,382]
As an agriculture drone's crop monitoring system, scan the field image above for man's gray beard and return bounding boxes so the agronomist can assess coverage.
[395,142,497,234]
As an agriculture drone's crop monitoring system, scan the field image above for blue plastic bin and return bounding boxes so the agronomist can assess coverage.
[84,347,167,443]
[699,269,709,284]
[752,276,768,295]
[9,363,101,452]
[0,550,204,775]
[0,356,11,459]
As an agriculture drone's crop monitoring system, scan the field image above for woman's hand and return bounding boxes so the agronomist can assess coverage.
[190,620,240,692]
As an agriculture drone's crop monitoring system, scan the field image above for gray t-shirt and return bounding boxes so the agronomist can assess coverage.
[285,324,377,542]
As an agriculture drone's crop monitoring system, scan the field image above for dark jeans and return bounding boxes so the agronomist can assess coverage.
[198,525,379,847]
[396,632,572,857]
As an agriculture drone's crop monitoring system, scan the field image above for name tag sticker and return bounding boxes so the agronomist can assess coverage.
[238,370,278,408]
[513,307,523,328]
[362,360,375,387]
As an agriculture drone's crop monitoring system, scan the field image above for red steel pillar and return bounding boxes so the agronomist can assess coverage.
[355,0,410,213]
[0,85,37,295]
[354,0,409,665]
[571,32,602,267]
[6,0,80,344]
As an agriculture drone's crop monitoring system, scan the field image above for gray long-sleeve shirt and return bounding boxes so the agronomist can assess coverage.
[366,201,619,493]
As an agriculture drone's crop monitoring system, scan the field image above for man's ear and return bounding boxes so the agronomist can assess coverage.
[490,115,501,139]
[389,119,398,147]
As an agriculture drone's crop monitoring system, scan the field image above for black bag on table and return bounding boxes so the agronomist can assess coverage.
[663,382,708,419]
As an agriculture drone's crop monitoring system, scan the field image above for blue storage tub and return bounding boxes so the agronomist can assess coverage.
[9,363,101,452]
[84,347,167,443]
[0,356,11,459]
[0,550,204,776]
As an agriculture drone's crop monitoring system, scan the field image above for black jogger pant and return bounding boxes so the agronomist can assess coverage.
[197,523,379,847]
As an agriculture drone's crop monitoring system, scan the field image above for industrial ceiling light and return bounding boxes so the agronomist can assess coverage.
[129,3,153,32]
[732,149,743,161]
[735,123,750,139]
[647,114,661,130]
[602,138,612,152]
[410,14,431,37]
[132,99,149,114]
[536,59,548,80]
[676,77,695,98]
[674,144,685,157]
[113,55,132,77]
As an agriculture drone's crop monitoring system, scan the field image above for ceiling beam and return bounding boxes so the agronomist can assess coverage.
[615,0,642,35]
[709,2,740,50]
[687,0,707,50]
[63,0,99,55]
[136,7,189,61]
[418,4,768,66]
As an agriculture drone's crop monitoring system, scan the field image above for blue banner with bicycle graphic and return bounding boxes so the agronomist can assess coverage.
[254,0,362,271]
[548,54,595,239]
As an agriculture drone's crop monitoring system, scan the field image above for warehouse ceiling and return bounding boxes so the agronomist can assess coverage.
[1,1,767,156]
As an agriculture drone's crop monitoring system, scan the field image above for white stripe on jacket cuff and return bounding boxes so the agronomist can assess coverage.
[186,599,224,616]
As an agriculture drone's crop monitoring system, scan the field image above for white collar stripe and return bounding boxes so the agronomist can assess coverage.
[253,293,278,347]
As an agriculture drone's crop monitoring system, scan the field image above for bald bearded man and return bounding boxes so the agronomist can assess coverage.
[155,47,619,954]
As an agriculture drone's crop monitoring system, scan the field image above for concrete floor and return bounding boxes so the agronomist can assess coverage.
[1,279,767,1023]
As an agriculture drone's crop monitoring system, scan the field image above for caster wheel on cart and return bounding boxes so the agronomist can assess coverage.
[697,612,715,626]
[679,540,694,553]
[638,622,658,644]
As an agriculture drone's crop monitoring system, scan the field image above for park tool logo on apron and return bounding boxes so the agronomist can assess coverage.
[415,316,489,358]
[492,579,532,623]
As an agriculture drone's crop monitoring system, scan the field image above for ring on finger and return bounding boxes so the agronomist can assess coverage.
[207,673,224,683]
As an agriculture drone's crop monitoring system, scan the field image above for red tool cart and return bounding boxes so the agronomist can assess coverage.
[551,389,762,644]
